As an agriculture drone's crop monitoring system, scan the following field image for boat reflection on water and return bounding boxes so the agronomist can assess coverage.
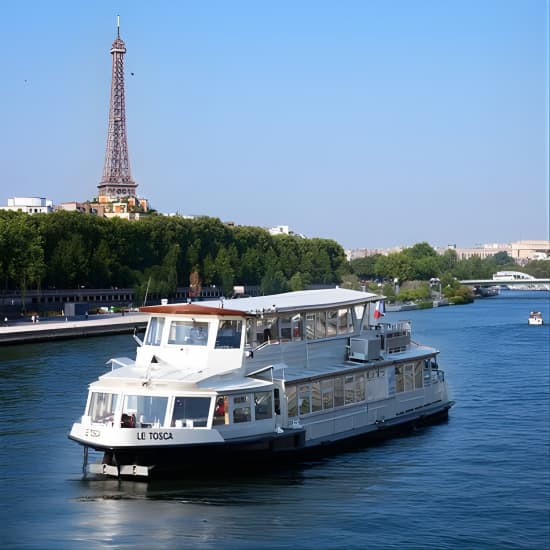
[69,445,413,547]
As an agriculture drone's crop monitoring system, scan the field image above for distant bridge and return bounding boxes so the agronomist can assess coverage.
[460,278,550,288]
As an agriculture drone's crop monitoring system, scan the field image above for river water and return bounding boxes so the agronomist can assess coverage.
[1,291,548,550]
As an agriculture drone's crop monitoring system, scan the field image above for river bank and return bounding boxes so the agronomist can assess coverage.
[0,312,147,345]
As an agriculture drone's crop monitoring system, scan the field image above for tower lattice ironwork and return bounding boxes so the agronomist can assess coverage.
[98,19,137,199]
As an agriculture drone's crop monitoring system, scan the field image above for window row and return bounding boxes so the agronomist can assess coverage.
[88,390,273,429]
[287,372,368,417]
[246,308,357,346]
[394,362,424,393]
[144,317,242,348]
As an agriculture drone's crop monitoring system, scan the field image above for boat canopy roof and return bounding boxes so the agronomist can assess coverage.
[223,288,380,314]
[141,289,381,318]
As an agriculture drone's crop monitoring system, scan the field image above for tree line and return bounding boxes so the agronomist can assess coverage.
[1,210,547,303]
[348,242,549,303]
[0,210,347,300]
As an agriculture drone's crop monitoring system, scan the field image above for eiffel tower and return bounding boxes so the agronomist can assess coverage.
[97,17,138,200]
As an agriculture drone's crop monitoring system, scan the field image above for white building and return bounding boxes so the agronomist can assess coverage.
[269,225,290,236]
[0,197,54,214]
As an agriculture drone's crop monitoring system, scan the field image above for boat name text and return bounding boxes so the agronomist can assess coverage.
[137,432,174,441]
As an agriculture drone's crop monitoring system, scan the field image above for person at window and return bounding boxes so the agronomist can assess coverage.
[121,413,135,428]
[215,397,225,416]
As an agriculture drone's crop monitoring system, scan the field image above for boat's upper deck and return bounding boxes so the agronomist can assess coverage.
[89,289,438,393]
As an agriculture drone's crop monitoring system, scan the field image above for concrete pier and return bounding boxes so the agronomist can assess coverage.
[0,313,147,345]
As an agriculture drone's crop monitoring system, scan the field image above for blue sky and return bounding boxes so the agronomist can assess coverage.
[1,0,548,250]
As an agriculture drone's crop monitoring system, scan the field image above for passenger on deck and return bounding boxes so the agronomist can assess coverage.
[121,413,135,428]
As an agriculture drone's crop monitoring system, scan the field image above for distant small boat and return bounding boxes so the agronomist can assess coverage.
[528,311,544,326]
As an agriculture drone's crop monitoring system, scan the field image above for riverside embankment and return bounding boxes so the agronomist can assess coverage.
[0,312,147,345]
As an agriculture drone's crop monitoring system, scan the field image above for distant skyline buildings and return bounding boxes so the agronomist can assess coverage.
[347,240,550,264]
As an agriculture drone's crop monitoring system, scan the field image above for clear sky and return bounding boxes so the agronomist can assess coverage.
[1,0,548,250]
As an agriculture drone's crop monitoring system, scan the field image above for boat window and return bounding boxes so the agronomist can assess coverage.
[145,317,165,346]
[171,396,210,428]
[334,377,344,407]
[233,395,251,423]
[338,308,353,334]
[298,384,311,415]
[291,314,302,341]
[327,310,338,336]
[355,305,366,329]
[305,314,315,340]
[279,316,293,340]
[215,320,242,349]
[344,376,355,405]
[404,363,414,392]
[315,312,327,339]
[123,395,168,427]
[254,391,273,420]
[251,318,278,345]
[213,395,229,425]
[395,366,404,393]
[414,362,423,389]
[355,373,366,401]
[168,320,209,346]
[287,385,297,417]
[89,392,119,423]
[245,318,257,347]
[321,379,334,410]
[311,382,322,412]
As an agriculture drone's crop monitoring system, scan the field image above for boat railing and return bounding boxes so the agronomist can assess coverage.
[365,321,411,354]
[424,369,445,385]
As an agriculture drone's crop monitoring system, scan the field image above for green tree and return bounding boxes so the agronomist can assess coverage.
[350,255,381,279]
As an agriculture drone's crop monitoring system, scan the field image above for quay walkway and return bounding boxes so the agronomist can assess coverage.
[0,313,148,346]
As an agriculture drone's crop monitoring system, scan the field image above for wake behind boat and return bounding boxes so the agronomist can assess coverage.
[69,288,454,478]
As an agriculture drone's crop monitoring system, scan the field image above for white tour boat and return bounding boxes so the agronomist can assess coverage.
[528,311,544,325]
[69,288,454,478]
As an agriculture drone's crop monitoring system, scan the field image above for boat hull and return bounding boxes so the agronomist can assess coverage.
[73,402,453,478]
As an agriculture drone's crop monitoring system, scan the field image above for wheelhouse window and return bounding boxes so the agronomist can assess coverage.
[215,320,242,349]
[89,392,119,423]
[145,317,165,346]
[168,320,209,346]
[122,395,168,427]
[171,396,210,427]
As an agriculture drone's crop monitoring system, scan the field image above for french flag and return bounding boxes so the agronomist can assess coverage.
[374,300,385,319]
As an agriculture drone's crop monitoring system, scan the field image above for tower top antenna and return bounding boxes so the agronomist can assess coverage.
[117,15,120,38]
